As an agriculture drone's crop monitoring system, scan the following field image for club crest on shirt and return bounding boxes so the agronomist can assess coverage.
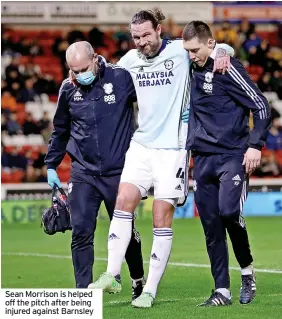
[103,83,113,95]
[205,72,214,83]
[164,59,174,70]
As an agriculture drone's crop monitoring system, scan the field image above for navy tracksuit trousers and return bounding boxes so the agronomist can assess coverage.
[193,153,253,289]
[68,171,144,288]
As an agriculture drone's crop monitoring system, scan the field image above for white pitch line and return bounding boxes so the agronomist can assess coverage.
[105,298,181,305]
[2,252,282,274]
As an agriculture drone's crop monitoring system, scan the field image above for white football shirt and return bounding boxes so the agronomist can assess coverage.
[118,39,233,149]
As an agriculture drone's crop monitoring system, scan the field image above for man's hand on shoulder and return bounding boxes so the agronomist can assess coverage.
[213,48,231,75]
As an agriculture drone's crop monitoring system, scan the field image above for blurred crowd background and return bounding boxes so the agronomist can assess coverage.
[2,2,282,184]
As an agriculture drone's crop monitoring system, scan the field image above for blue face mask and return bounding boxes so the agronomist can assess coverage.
[75,71,96,86]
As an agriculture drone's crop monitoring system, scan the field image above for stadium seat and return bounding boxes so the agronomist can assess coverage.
[27,135,45,146]
[19,56,30,65]
[1,170,12,183]
[275,150,282,166]
[246,65,264,78]
[273,100,282,116]
[58,170,70,183]
[49,95,58,103]
[263,92,278,103]
[16,103,26,112]
[42,102,56,112]
[31,150,40,160]
[64,154,72,163]
[40,94,50,103]
[33,56,60,65]
[25,101,44,121]
[25,101,40,112]
[10,169,25,183]
[262,149,274,158]
[249,73,260,82]
[257,31,279,46]
[57,154,72,181]
[4,146,15,153]
[2,135,28,147]
[2,55,12,76]
[16,111,27,125]
[21,145,33,153]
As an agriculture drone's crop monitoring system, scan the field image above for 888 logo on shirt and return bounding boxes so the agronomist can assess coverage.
[104,94,116,104]
[203,82,213,93]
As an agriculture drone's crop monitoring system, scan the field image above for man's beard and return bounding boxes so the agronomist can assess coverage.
[137,39,161,58]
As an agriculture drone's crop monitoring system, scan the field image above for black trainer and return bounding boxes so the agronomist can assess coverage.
[240,272,256,304]
[132,277,146,300]
[198,290,232,307]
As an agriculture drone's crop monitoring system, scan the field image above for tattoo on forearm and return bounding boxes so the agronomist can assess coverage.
[216,48,227,58]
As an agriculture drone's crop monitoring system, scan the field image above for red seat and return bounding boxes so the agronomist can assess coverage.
[49,95,58,103]
[262,149,274,157]
[257,31,278,46]
[5,146,15,153]
[21,145,33,153]
[1,171,12,183]
[16,111,27,125]
[63,154,72,164]
[275,150,282,165]
[10,170,25,183]
[250,73,260,82]
[16,103,26,112]
[57,155,71,181]
[19,56,30,65]
[31,151,40,160]
[33,56,60,65]
[58,170,70,183]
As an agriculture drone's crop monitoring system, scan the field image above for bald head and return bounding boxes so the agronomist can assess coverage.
[66,41,99,77]
[66,41,94,64]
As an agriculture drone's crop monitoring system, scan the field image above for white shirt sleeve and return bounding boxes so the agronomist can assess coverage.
[117,50,136,70]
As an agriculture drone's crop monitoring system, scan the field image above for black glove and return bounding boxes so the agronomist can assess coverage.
[41,184,72,235]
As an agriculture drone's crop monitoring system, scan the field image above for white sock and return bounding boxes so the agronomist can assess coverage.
[241,264,253,276]
[106,210,133,276]
[216,288,231,299]
[143,228,173,298]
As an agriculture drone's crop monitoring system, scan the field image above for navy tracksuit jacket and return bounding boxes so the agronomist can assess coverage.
[187,57,271,288]
[45,58,143,288]
[45,59,136,176]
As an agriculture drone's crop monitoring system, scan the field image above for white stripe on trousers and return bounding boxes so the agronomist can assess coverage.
[239,179,247,227]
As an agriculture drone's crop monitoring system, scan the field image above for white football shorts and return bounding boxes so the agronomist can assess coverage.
[120,140,189,205]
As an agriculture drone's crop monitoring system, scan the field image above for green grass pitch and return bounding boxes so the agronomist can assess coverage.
[2,216,282,319]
